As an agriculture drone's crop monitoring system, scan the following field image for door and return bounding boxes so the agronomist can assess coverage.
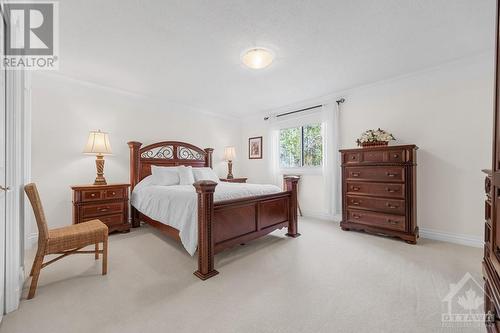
[0,17,5,321]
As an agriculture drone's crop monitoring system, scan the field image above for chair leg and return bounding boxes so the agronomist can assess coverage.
[30,248,42,277]
[95,243,99,260]
[102,235,108,275]
[27,254,44,299]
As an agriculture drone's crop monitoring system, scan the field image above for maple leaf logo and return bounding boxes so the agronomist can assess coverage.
[457,289,483,312]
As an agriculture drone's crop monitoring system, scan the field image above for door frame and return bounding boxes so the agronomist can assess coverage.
[1,0,31,313]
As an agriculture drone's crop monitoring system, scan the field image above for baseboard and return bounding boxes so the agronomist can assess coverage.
[419,227,483,248]
[307,214,482,248]
[301,210,337,221]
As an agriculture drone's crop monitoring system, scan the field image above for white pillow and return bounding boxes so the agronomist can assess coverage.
[192,167,219,183]
[178,166,195,185]
[151,166,180,186]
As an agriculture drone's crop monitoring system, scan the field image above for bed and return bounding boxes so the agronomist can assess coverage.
[128,140,300,280]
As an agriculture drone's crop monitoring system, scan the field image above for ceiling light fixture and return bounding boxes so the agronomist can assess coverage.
[241,48,274,69]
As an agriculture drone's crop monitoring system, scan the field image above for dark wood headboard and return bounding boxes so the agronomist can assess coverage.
[127,141,213,190]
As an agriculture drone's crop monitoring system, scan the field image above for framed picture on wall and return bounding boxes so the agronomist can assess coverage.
[248,136,263,159]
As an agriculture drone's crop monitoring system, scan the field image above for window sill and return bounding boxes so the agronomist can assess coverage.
[279,167,323,176]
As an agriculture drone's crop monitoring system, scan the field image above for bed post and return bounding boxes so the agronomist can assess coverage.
[128,141,142,228]
[284,176,301,238]
[204,148,214,168]
[193,180,219,280]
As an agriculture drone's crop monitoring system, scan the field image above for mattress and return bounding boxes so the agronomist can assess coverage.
[131,181,281,255]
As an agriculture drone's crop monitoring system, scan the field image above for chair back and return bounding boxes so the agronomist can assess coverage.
[24,183,49,244]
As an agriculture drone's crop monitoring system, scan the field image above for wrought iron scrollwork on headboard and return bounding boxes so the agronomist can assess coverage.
[178,146,204,160]
[141,145,174,159]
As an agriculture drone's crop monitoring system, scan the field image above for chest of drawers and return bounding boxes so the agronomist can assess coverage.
[71,183,130,233]
[339,145,418,244]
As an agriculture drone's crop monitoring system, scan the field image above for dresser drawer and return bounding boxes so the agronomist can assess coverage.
[81,202,124,217]
[84,213,124,227]
[346,182,405,199]
[347,209,406,232]
[346,195,405,215]
[81,189,103,202]
[362,150,385,163]
[345,152,362,164]
[387,150,405,163]
[345,166,405,182]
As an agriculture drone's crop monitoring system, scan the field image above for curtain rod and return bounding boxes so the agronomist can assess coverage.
[264,104,321,121]
[264,98,345,121]
[276,104,322,118]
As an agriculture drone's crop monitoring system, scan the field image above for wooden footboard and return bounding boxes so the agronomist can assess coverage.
[193,176,300,280]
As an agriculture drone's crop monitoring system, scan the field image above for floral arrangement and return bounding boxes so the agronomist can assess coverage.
[356,128,395,147]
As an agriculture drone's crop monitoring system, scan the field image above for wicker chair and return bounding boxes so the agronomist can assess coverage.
[24,183,109,299]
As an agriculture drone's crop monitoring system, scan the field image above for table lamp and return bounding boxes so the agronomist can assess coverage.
[83,130,112,185]
[224,146,236,179]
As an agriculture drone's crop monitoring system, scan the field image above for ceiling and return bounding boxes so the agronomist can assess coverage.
[58,0,495,116]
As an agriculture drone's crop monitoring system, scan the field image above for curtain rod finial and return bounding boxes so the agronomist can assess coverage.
[336,98,345,105]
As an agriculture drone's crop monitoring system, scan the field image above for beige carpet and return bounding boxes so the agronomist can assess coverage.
[0,218,484,333]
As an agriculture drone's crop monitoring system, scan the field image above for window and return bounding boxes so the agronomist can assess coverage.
[279,123,323,168]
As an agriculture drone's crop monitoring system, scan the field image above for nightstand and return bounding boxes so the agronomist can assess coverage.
[220,177,248,183]
[71,183,130,233]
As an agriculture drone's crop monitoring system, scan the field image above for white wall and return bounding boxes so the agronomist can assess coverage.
[28,73,242,247]
[239,54,494,243]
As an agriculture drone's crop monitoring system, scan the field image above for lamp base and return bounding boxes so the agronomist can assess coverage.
[227,160,233,179]
[94,155,108,185]
[94,178,107,186]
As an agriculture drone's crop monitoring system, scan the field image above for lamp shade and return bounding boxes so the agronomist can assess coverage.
[224,146,236,161]
[83,130,112,155]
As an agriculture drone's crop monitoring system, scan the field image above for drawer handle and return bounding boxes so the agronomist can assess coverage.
[386,203,398,209]
[351,201,360,205]
[352,214,361,219]
[386,172,397,177]
[111,191,116,195]
[351,156,356,160]
[351,172,360,177]
[393,154,399,158]
[100,207,110,212]
[352,187,360,191]
[387,219,398,225]
[91,193,96,197]
[386,188,397,193]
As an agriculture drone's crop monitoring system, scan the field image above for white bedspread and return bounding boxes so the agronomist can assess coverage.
[131,182,281,255]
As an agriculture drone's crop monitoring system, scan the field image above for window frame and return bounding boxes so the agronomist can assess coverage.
[278,122,323,174]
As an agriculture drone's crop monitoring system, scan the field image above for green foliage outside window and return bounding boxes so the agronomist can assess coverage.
[279,123,323,168]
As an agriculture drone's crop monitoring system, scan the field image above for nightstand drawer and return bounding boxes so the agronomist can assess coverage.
[84,214,124,227]
[82,202,124,217]
[81,189,103,202]
[105,188,125,200]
